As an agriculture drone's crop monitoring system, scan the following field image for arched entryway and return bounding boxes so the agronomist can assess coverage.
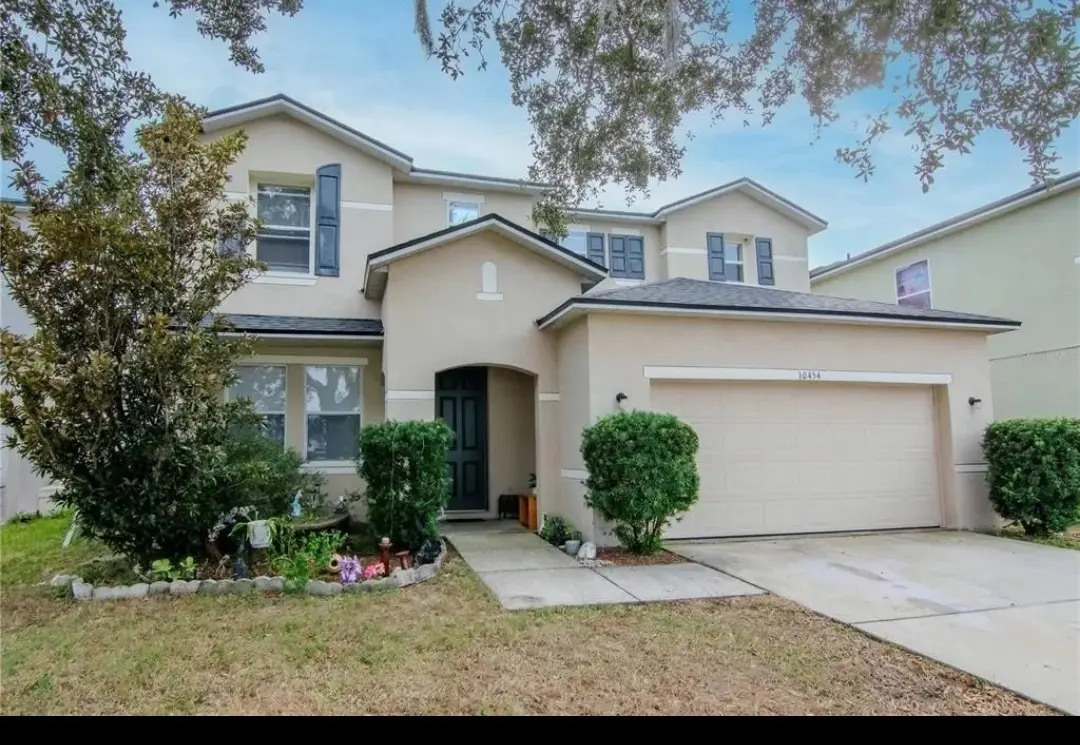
[435,364,537,515]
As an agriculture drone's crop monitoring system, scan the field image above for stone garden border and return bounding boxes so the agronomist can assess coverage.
[53,541,448,601]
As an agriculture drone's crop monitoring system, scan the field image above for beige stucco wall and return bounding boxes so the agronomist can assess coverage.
[380,231,583,517]
[210,114,393,319]
[554,317,596,538]
[661,191,813,291]
[488,366,536,514]
[573,313,1001,543]
[812,189,1080,418]
[392,183,535,244]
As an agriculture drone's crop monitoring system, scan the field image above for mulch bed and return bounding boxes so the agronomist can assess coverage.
[594,547,688,566]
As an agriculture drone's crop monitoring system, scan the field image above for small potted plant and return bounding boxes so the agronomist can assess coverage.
[528,473,537,496]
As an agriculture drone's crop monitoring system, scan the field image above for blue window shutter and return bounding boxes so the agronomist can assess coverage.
[586,232,606,267]
[626,236,645,279]
[707,233,726,281]
[609,235,629,277]
[755,237,774,286]
[315,164,341,276]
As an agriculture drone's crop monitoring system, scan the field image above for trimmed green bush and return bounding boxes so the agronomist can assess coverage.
[983,418,1080,536]
[358,419,454,551]
[581,410,699,554]
[539,515,580,547]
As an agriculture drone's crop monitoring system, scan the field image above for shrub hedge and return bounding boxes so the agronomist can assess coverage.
[983,417,1080,536]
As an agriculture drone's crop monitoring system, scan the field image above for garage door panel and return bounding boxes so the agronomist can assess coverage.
[654,381,942,538]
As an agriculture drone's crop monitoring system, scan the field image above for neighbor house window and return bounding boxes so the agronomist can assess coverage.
[447,200,481,226]
[305,365,362,462]
[896,259,931,309]
[228,365,287,448]
[257,184,311,273]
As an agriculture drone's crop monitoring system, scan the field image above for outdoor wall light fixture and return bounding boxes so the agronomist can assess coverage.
[615,392,628,404]
[968,396,983,408]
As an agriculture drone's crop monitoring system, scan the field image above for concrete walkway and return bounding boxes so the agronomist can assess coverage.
[442,520,760,611]
[670,531,1080,715]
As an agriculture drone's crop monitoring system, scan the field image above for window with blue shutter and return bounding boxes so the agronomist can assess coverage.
[314,163,341,276]
[707,232,726,281]
[608,235,628,277]
[626,236,645,279]
[755,237,774,286]
[586,232,606,267]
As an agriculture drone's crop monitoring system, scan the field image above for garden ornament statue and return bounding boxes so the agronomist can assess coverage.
[290,490,303,518]
[379,537,393,575]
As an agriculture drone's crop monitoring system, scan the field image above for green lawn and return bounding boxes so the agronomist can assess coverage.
[0,516,1057,715]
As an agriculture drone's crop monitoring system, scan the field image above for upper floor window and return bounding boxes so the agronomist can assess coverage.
[257,184,311,273]
[724,240,744,282]
[540,227,588,256]
[228,365,287,449]
[896,259,931,309]
[448,199,481,226]
[707,233,744,282]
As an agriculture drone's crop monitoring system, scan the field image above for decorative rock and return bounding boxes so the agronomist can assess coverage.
[576,541,597,560]
[417,563,436,582]
[197,579,217,595]
[169,579,198,596]
[366,577,394,592]
[124,583,149,599]
[343,581,370,594]
[325,582,343,596]
[93,586,119,601]
[253,576,284,593]
[233,578,255,595]
[393,568,418,587]
[214,579,235,595]
[306,580,334,596]
[149,581,170,596]
[50,574,75,588]
[72,581,93,600]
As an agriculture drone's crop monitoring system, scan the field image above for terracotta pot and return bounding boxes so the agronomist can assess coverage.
[328,553,343,574]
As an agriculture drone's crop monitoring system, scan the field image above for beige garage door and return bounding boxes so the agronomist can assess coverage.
[652,382,942,538]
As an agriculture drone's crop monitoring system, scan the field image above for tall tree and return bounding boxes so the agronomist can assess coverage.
[0,101,263,560]
[416,0,1080,225]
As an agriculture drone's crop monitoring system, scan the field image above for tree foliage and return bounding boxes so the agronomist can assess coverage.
[0,101,264,561]
[417,0,1080,223]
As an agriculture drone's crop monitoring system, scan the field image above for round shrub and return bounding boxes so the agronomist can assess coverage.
[581,410,699,554]
[358,419,454,551]
[983,418,1080,536]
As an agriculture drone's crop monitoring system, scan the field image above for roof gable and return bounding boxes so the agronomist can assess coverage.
[364,213,608,299]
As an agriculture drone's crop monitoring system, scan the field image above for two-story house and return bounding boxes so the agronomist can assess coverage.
[1,95,1022,543]
[811,173,1080,421]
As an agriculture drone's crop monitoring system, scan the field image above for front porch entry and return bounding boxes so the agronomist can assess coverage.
[435,365,536,517]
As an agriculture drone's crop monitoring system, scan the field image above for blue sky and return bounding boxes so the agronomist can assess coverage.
[10,1,1079,268]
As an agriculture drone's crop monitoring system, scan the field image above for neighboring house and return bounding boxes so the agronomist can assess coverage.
[0,198,52,520]
[0,95,1021,542]
[811,173,1080,421]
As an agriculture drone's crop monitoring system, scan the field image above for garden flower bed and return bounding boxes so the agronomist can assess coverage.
[54,540,448,601]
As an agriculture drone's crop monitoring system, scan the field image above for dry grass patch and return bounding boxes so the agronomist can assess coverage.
[1000,522,1080,551]
[0,554,1054,715]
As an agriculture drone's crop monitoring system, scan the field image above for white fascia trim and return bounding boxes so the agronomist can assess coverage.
[561,468,589,479]
[661,246,707,255]
[955,463,989,473]
[252,275,318,286]
[570,209,659,225]
[385,390,435,401]
[443,191,485,204]
[301,462,355,475]
[405,170,548,194]
[223,333,383,342]
[476,292,504,301]
[538,393,561,402]
[613,279,644,287]
[538,302,1018,332]
[343,201,392,211]
[250,355,369,366]
[810,176,1080,282]
[643,365,952,386]
[368,219,607,280]
[203,99,413,171]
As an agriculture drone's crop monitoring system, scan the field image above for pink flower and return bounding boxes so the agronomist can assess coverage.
[362,562,385,580]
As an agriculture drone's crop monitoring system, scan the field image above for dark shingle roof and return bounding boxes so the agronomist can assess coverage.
[217,314,383,336]
[537,277,1020,329]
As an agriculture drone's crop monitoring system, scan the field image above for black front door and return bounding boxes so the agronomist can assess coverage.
[435,367,487,511]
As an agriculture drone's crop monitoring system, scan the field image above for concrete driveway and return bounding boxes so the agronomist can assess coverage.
[672,531,1080,714]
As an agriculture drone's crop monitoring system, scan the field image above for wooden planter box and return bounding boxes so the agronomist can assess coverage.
[518,493,538,532]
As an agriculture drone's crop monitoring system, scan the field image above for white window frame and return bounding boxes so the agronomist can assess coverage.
[302,363,364,468]
[725,240,744,282]
[446,199,482,227]
[254,180,315,278]
[559,226,589,257]
[228,364,288,451]
[895,258,932,308]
